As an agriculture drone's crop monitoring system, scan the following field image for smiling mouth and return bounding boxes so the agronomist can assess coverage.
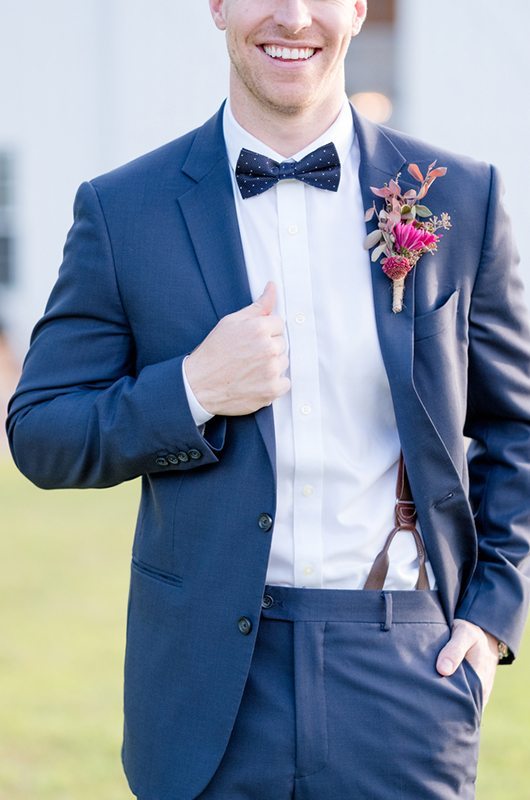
[262,45,317,61]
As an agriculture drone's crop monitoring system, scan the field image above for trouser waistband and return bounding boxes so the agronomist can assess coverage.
[260,585,447,626]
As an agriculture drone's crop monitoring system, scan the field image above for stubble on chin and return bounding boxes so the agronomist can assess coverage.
[230,59,316,118]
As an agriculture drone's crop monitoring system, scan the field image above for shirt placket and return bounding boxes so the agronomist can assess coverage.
[276,179,324,588]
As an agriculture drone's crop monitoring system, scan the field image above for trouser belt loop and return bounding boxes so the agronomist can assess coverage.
[381,592,393,632]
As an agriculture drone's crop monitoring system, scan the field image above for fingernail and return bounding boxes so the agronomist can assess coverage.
[439,657,454,674]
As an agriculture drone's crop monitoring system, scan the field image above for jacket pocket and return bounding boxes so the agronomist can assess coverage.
[414,289,459,341]
[131,556,183,587]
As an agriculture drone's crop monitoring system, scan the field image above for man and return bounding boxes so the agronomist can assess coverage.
[7,1,530,798]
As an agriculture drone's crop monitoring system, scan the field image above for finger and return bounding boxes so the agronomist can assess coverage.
[236,281,277,320]
[267,316,286,336]
[270,336,287,356]
[276,376,291,396]
[436,622,478,676]
[252,281,277,316]
[277,353,290,374]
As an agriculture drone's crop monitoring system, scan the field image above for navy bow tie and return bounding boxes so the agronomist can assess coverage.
[235,142,341,199]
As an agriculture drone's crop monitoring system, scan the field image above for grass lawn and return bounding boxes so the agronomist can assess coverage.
[1,455,529,799]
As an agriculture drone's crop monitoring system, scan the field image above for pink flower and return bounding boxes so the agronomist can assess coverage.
[394,222,439,252]
[381,255,413,281]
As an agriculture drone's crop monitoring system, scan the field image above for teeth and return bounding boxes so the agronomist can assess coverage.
[263,45,315,60]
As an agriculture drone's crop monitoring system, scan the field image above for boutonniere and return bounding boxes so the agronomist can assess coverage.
[364,162,452,313]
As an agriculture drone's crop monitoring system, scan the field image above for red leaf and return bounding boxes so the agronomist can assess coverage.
[389,179,401,195]
[429,167,447,178]
[408,163,424,183]
[370,186,391,198]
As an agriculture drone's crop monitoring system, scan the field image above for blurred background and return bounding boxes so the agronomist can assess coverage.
[1,1,530,798]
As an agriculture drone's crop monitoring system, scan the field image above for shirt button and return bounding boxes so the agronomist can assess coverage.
[288,224,299,235]
[295,312,306,324]
[300,404,312,416]
[302,484,314,497]
[238,617,253,635]
[303,565,314,576]
[258,513,274,531]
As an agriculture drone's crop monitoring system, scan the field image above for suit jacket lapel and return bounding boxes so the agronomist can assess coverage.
[177,106,276,480]
[353,108,477,614]
[353,106,456,472]
[352,106,415,399]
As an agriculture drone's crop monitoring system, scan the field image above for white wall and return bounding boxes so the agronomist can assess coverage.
[396,0,530,294]
[0,1,228,357]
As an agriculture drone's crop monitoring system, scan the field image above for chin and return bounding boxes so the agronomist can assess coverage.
[259,91,316,116]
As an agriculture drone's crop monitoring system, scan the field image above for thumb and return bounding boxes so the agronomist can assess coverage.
[252,281,277,316]
[436,620,477,676]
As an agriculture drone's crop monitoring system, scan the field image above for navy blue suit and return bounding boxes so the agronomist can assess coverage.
[7,105,530,799]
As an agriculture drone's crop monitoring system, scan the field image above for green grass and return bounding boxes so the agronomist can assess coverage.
[1,456,530,799]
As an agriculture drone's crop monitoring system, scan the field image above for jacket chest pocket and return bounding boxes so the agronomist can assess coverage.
[414,290,460,342]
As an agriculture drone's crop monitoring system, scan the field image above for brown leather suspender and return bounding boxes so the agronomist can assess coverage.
[363,453,430,591]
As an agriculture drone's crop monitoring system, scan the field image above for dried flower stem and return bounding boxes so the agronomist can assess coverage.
[392,278,405,314]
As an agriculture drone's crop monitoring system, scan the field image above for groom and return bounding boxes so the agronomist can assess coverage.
[8,1,530,798]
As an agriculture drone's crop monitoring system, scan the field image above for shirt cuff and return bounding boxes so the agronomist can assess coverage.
[182,356,215,427]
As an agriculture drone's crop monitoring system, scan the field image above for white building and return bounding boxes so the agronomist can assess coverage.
[1,0,529,359]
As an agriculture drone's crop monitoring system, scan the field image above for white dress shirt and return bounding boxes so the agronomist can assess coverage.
[183,98,435,590]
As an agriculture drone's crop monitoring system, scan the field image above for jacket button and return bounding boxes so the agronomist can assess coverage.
[188,449,202,460]
[258,513,273,531]
[261,594,274,609]
[177,451,190,463]
[238,617,252,635]
[155,456,169,467]
[167,453,179,465]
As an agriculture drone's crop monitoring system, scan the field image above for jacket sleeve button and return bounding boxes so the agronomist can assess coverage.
[258,513,273,531]
[167,453,179,465]
[155,456,169,467]
[188,449,202,460]
[238,617,253,635]
[177,451,190,463]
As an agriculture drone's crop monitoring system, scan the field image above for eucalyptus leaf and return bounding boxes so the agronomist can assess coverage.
[364,229,383,250]
[371,243,387,262]
[415,204,432,218]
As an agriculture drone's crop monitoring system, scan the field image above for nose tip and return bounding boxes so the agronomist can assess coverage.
[273,0,311,32]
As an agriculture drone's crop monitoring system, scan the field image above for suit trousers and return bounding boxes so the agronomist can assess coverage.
[195,585,483,800]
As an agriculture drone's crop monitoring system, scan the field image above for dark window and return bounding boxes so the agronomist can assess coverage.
[365,0,395,26]
[0,237,12,284]
[0,153,15,287]
[346,0,396,123]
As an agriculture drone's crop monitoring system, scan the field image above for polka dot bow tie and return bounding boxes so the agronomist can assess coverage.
[235,142,341,199]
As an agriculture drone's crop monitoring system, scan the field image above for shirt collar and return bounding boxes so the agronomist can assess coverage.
[223,96,355,173]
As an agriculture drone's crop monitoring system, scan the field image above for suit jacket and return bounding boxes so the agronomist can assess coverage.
[7,104,530,800]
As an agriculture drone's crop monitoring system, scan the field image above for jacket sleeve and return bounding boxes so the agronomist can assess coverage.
[457,165,530,661]
[6,181,226,489]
